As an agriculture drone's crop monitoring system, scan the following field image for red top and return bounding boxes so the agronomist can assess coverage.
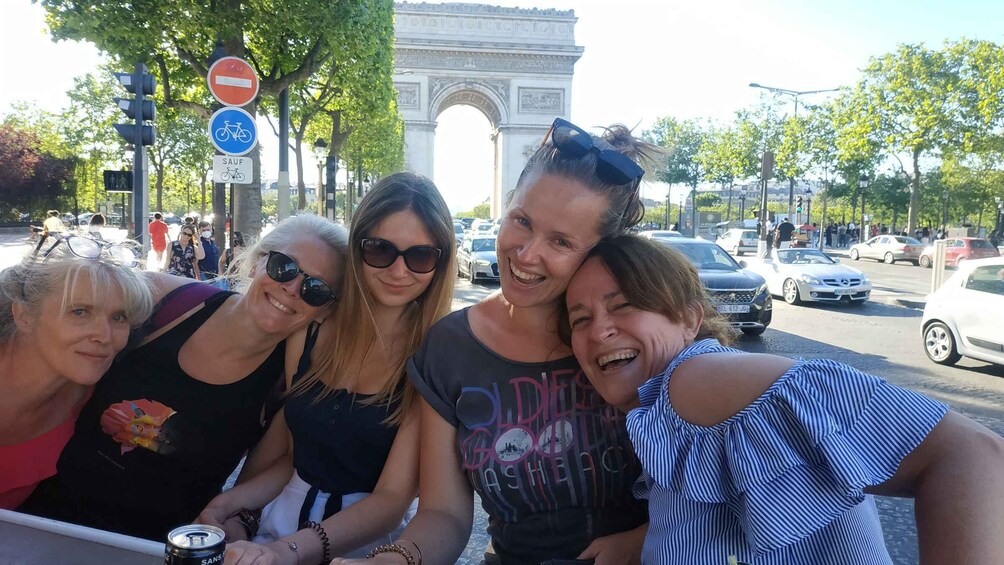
[0,395,88,510]
[149,220,169,252]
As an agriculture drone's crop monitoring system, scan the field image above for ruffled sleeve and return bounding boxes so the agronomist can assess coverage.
[627,349,947,554]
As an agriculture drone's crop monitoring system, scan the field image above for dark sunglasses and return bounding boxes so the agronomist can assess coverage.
[360,238,442,274]
[543,118,645,185]
[265,251,338,307]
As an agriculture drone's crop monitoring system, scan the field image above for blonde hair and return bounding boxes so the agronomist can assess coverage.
[0,246,154,341]
[293,173,456,424]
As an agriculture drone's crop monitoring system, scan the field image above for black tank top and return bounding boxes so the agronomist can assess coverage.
[21,292,286,540]
[284,323,403,519]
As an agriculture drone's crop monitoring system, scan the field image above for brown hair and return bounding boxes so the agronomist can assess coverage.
[291,172,456,424]
[509,123,666,238]
[559,235,735,346]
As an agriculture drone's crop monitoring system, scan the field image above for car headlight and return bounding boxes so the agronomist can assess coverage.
[474,260,491,266]
[800,274,821,285]
[756,283,768,297]
[861,274,870,283]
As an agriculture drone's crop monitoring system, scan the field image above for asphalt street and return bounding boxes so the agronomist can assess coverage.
[2,231,1000,563]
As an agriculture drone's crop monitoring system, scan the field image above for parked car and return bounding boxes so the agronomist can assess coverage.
[848,235,922,265]
[743,248,871,306]
[716,228,758,256]
[655,238,772,336]
[469,219,495,236]
[921,257,1004,366]
[638,229,683,240]
[458,217,476,231]
[918,237,1000,268]
[458,236,499,283]
[453,221,465,248]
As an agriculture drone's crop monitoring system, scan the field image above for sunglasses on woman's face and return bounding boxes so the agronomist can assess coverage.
[543,117,645,185]
[360,238,442,274]
[265,251,338,307]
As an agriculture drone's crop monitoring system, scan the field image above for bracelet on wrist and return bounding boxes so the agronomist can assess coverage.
[366,543,416,565]
[301,520,331,562]
[398,539,423,565]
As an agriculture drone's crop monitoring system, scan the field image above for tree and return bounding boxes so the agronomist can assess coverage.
[0,123,76,219]
[40,0,398,236]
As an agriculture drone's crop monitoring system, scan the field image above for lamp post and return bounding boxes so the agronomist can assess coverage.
[859,174,870,242]
[942,190,949,232]
[312,139,327,217]
[664,192,670,230]
[739,193,747,221]
[749,82,840,219]
[678,194,684,231]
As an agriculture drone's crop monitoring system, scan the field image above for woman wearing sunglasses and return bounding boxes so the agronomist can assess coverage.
[196,173,456,565]
[1,243,153,509]
[20,215,348,541]
[166,225,206,279]
[331,120,662,565]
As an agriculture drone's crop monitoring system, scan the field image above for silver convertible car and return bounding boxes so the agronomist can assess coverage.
[742,248,871,305]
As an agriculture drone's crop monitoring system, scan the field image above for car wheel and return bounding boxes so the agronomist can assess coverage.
[850,248,860,260]
[734,246,742,256]
[884,252,895,264]
[956,257,966,267]
[782,279,802,305]
[924,322,961,365]
[919,255,932,268]
[741,327,766,336]
[468,263,476,283]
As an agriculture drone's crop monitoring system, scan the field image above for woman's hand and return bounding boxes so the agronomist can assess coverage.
[224,541,292,565]
[576,523,648,565]
[195,498,247,542]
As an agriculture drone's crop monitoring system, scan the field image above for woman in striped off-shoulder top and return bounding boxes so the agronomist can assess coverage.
[559,235,1004,565]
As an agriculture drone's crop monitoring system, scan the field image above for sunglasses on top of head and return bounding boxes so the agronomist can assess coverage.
[542,117,645,186]
[360,238,442,274]
[265,250,338,307]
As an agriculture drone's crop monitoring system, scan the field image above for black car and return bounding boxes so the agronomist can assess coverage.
[655,238,773,336]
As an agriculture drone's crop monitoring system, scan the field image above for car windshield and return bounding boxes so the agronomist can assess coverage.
[775,249,835,265]
[668,242,739,271]
[472,238,495,252]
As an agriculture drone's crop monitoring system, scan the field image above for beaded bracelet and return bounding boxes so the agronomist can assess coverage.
[302,520,331,562]
[366,543,416,565]
[399,539,423,565]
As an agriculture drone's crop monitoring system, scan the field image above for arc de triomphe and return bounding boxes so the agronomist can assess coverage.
[393,2,583,217]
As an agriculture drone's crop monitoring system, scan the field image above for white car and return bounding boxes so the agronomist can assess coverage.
[638,230,683,240]
[742,248,871,305]
[921,257,1004,366]
[717,229,758,256]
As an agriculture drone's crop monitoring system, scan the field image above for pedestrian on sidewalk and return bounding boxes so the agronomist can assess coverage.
[562,235,1004,565]
[165,225,204,279]
[148,212,170,268]
[776,217,795,249]
[197,220,219,281]
[87,213,106,240]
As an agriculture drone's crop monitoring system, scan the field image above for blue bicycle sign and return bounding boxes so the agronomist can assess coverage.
[208,107,257,155]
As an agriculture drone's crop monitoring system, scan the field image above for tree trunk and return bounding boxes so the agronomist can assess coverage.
[907,148,922,234]
[725,183,733,222]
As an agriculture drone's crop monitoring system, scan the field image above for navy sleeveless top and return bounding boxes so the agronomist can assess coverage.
[21,292,286,540]
[284,323,403,520]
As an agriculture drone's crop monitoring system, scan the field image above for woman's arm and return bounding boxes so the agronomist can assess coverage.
[331,398,475,565]
[194,240,207,261]
[865,411,1004,563]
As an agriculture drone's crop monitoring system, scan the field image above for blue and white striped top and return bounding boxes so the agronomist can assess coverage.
[627,339,947,565]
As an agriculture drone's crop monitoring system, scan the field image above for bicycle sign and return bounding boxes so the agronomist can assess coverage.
[208,107,257,155]
[212,155,253,184]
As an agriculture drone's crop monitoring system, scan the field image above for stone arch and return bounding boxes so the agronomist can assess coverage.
[393,1,583,218]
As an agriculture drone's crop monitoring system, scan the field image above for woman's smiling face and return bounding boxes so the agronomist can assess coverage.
[565,257,701,411]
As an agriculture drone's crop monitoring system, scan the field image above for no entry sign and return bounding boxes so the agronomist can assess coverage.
[207,56,259,107]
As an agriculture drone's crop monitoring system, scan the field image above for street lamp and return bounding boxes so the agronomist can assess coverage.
[312,138,327,217]
[859,174,870,241]
[739,193,747,221]
[749,82,840,219]
[942,190,949,232]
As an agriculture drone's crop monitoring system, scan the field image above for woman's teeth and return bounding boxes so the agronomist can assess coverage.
[268,296,293,313]
[510,262,543,283]
[598,350,639,370]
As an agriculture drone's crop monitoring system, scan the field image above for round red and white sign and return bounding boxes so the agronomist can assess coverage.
[207,56,259,107]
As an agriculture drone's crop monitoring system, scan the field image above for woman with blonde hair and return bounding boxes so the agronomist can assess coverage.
[21,215,348,541]
[198,172,456,565]
[1,241,152,509]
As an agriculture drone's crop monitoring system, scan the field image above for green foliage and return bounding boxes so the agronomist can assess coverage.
[457,203,491,219]
[0,122,77,219]
[644,117,707,188]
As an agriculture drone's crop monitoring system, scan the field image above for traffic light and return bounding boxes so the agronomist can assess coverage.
[796,195,803,214]
[113,65,157,146]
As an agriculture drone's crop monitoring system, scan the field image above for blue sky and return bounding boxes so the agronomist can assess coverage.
[3,0,1003,213]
